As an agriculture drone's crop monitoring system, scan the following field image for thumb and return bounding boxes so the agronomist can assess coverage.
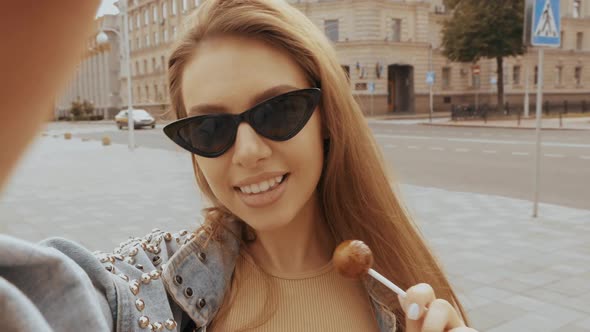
[398,294,422,332]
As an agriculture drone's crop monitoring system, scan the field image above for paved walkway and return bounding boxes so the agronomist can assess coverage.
[1,135,589,331]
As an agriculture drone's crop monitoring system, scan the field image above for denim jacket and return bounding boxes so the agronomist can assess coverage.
[0,222,397,332]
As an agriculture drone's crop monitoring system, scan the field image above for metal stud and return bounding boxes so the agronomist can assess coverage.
[99,256,109,263]
[197,298,206,309]
[153,246,161,255]
[118,274,129,281]
[141,273,151,284]
[135,298,145,311]
[152,322,163,331]
[141,242,148,250]
[184,287,193,298]
[152,228,161,233]
[109,256,116,263]
[138,316,150,328]
[164,232,172,241]
[149,270,160,280]
[105,265,114,273]
[179,229,188,236]
[136,264,144,270]
[114,254,124,261]
[130,284,140,296]
[197,252,207,263]
[125,257,135,265]
[152,255,162,266]
[129,247,139,257]
[164,319,177,330]
[174,275,183,285]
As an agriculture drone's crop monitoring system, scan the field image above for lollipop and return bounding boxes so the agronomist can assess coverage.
[333,240,407,298]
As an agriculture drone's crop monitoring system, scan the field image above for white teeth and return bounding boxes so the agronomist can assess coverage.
[238,175,286,194]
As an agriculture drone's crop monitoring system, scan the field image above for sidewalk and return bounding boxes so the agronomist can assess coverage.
[1,136,589,331]
[424,115,590,131]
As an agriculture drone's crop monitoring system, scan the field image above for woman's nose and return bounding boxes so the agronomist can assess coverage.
[231,122,272,168]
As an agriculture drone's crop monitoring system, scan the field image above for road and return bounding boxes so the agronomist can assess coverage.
[45,120,590,210]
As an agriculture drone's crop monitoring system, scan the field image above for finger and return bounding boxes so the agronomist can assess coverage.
[398,283,436,332]
[422,299,466,332]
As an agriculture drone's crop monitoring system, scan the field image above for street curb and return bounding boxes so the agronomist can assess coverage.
[420,122,590,131]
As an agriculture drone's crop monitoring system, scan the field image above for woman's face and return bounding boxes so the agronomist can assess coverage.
[181,35,324,232]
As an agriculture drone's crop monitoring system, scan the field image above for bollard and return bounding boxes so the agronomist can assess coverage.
[563,100,568,114]
[544,101,550,115]
[64,132,72,140]
[559,112,563,128]
[517,112,521,126]
[102,136,111,146]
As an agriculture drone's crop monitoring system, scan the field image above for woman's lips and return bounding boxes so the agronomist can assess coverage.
[236,174,289,208]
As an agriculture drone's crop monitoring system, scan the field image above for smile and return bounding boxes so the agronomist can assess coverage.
[237,174,287,194]
[235,173,290,208]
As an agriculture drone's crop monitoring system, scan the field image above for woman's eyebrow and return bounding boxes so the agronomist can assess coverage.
[187,84,300,116]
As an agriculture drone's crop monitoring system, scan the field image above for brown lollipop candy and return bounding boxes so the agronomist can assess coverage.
[333,240,407,297]
[333,240,374,279]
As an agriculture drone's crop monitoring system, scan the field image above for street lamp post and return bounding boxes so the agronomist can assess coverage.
[97,0,135,151]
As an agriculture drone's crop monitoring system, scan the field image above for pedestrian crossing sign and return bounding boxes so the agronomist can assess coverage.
[531,0,560,47]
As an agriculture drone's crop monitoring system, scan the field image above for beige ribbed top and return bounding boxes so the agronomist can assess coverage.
[208,249,380,332]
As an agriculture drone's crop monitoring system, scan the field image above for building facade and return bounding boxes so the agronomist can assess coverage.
[56,14,122,119]
[121,0,590,118]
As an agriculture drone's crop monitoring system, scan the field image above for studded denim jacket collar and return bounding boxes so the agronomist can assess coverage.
[160,222,397,332]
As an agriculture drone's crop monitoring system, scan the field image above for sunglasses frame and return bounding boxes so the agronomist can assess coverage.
[163,88,321,158]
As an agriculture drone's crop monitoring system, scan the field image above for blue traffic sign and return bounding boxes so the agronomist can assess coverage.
[531,0,560,47]
[426,71,435,85]
[368,82,375,93]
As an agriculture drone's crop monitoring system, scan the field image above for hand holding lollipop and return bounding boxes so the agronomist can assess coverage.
[333,240,478,332]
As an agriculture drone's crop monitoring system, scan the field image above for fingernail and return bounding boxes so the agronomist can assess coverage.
[407,303,420,320]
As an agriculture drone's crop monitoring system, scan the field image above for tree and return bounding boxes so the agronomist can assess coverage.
[441,0,525,112]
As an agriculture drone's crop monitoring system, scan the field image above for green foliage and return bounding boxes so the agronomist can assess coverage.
[69,99,97,120]
[70,101,83,119]
[441,0,525,110]
[442,0,525,63]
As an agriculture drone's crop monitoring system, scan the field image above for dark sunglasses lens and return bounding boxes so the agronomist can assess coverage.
[252,93,314,139]
[177,116,234,155]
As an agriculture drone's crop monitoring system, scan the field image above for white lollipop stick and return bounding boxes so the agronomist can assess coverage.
[368,268,407,298]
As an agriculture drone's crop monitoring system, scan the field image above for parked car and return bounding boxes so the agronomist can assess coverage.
[115,109,156,129]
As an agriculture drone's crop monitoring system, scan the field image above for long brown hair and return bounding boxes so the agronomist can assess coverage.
[167,0,468,329]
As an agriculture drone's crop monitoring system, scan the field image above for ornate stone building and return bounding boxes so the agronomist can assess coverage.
[120,0,590,117]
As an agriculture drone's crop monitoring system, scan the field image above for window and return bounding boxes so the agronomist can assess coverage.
[137,86,141,101]
[573,0,581,18]
[576,32,584,51]
[145,34,150,47]
[136,13,140,28]
[182,0,188,12]
[153,5,158,22]
[172,26,177,39]
[144,9,149,25]
[575,66,583,86]
[560,31,564,48]
[129,40,132,52]
[442,67,451,88]
[145,86,150,101]
[391,18,402,42]
[129,16,133,31]
[513,65,521,85]
[161,56,166,70]
[534,66,538,85]
[162,3,167,17]
[152,58,157,72]
[164,29,168,42]
[143,59,148,74]
[154,31,159,45]
[556,65,563,86]
[154,85,160,101]
[135,61,140,75]
[136,37,140,49]
[324,19,339,42]
[172,0,177,15]
[194,0,200,6]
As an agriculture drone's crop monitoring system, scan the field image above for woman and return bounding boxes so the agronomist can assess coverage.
[0,0,477,331]
[160,0,475,331]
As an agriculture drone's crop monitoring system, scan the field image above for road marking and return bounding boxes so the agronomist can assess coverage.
[483,150,497,154]
[407,145,420,149]
[512,152,530,156]
[544,153,564,158]
[430,147,445,151]
[384,144,397,148]
[455,148,470,152]
[580,155,590,160]
[373,134,590,148]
